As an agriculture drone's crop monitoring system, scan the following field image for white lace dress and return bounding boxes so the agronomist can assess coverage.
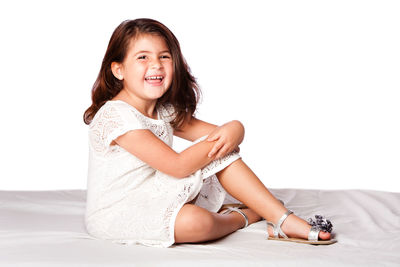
[85,100,241,247]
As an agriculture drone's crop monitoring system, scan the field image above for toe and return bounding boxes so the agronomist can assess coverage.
[319,231,331,240]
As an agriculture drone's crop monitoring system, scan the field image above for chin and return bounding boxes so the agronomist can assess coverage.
[148,88,169,98]
[146,92,167,100]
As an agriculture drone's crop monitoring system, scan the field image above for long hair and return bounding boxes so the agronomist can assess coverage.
[83,18,201,129]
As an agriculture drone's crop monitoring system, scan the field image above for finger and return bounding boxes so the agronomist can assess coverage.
[216,145,229,159]
[208,141,224,158]
[208,143,223,158]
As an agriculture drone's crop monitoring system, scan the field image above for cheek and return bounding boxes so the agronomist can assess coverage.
[167,64,174,79]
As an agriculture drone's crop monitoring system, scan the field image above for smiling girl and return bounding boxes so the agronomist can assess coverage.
[83,18,335,247]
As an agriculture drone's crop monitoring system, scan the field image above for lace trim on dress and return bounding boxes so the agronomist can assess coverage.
[158,104,176,123]
[163,182,195,244]
[201,152,241,178]
[119,102,173,145]
[131,109,170,143]
[193,175,226,212]
[89,105,125,155]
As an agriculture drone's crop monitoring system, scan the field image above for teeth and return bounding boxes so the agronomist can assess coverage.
[145,76,163,80]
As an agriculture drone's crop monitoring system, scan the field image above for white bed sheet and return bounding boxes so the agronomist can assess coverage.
[1,189,399,266]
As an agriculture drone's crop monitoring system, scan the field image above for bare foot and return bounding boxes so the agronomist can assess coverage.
[267,213,331,240]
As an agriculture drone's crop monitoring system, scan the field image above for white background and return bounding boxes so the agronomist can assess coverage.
[0,0,399,192]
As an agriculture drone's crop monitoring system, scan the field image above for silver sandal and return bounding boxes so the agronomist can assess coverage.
[266,210,337,245]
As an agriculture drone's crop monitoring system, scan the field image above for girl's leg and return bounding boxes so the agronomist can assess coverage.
[174,204,261,243]
[216,159,331,240]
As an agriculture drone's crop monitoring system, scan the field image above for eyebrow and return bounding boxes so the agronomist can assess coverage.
[134,50,171,56]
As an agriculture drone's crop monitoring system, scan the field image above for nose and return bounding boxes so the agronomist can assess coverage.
[150,58,162,69]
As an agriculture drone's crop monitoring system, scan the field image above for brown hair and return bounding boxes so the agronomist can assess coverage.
[83,18,201,129]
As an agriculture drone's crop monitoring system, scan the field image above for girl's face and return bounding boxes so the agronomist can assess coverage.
[115,34,173,103]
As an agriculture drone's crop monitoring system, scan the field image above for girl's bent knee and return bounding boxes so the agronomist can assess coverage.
[175,205,215,239]
[191,211,215,235]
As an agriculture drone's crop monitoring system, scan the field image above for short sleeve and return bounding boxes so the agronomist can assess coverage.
[158,104,177,123]
[89,102,146,154]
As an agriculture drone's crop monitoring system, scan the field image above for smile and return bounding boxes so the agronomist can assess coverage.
[145,75,164,81]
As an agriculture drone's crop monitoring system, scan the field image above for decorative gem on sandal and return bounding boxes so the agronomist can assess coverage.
[308,215,333,233]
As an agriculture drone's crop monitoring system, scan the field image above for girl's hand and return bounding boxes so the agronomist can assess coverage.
[207,120,244,159]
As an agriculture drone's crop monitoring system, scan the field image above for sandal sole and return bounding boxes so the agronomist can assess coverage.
[268,237,337,245]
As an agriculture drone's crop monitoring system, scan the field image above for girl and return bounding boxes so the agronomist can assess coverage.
[83,18,335,247]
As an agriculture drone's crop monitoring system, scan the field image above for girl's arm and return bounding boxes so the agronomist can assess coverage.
[174,117,217,141]
[176,117,245,159]
[114,129,217,178]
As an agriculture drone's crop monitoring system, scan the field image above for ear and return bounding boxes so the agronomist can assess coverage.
[111,62,124,80]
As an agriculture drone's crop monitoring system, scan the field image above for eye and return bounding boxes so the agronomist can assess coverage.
[137,55,147,60]
[160,54,171,59]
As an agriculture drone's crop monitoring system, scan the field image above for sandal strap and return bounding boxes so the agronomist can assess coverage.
[308,226,320,241]
[220,207,249,229]
[266,221,275,238]
[266,210,293,238]
[275,210,293,239]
